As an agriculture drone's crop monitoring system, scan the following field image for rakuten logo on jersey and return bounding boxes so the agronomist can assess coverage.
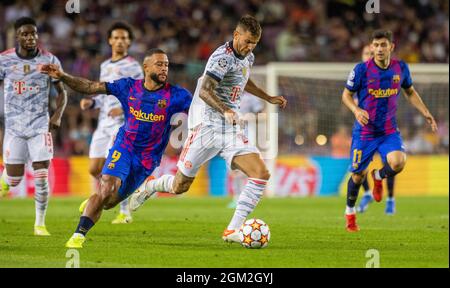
[129,107,165,122]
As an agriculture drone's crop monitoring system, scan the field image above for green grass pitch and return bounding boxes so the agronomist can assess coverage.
[0,196,448,268]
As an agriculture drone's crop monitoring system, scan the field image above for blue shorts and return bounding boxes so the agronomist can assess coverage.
[102,143,156,200]
[349,132,405,173]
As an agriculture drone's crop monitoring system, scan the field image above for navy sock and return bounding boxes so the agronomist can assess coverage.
[387,176,395,198]
[379,164,398,179]
[75,216,95,236]
[347,177,361,208]
[362,178,370,192]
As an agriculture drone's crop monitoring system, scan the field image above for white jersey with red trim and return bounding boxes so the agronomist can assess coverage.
[0,48,62,138]
[188,41,255,130]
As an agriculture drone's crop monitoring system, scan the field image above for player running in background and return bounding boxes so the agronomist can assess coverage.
[79,22,143,224]
[227,92,264,209]
[0,17,68,236]
[357,44,396,215]
[342,30,437,232]
[41,48,192,248]
[129,15,287,243]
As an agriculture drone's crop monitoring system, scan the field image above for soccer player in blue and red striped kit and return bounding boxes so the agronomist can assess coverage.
[341,30,438,232]
[41,49,192,247]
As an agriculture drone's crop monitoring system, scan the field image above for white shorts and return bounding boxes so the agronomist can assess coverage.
[177,124,260,178]
[3,131,53,164]
[89,126,120,159]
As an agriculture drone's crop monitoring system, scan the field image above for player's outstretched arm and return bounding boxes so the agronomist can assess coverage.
[244,78,287,109]
[49,81,68,130]
[342,88,369,126]
[403,86,438,132]
[200,74,239,125]
[41,64,107,95]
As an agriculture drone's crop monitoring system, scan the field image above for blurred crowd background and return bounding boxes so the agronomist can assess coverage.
[0,0,448,157]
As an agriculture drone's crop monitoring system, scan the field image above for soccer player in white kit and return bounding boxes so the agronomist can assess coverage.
[129,15,287,243]
[0,17,68,236]
[79,22,143,224]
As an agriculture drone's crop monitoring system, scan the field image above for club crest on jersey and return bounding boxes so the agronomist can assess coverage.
[23,64,31,75]
[393,75,400,83]
[242,67,248,77]
[158,99,167,108]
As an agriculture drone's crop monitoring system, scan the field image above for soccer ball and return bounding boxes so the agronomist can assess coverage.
[239,218,270,249]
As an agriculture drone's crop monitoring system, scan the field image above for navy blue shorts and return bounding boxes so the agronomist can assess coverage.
[102,142,156,200]
[349,132,405,173]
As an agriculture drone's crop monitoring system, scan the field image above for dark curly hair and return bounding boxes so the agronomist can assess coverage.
[107,21,134,41]
[14,17,37,31]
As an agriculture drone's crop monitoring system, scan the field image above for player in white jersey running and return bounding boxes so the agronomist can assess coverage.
[129,15,287,243]
[78,22,143,224]
[0,17,68,236]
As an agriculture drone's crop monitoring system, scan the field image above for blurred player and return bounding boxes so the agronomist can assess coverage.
[342,30,437,232]
[227,92,264,208]
[79,22,143,224]
[129,15,287,243]
[357,44,396,214]
[0,17,67,236]
[41,48,192,248]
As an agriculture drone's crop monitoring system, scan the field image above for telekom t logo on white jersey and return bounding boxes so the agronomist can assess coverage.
[14,81,40,95]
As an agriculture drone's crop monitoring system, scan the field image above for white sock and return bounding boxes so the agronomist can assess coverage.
[34,169,49,227]
[364,190,371,196]
[145,175,175,194]
[2,169,23,187]
[232,172,246,200]
[374,170,382,180]
[73,233,85,238]
[346,206,356,215]
[227,178,267,230]
[120,199,130,216]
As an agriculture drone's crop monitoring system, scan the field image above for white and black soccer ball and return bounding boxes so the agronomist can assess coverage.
[239,218,270,249]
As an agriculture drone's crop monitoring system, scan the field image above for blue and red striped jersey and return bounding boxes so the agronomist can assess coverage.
[106,78,192,168]
[346,58,413,139]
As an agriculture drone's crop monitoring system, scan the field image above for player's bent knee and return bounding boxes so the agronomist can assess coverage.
[387,152,407,172]
[390,161,406,172]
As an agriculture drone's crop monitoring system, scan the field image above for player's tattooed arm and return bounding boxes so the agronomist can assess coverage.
[342,88,369,126]
[199,74,229,114]
[403,86,438,132]
[49,81,68,130]
[199,74,239,125]
[245,78,287,109]
[40,64,107,95]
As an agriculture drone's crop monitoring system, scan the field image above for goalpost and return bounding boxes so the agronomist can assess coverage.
[251,63,449,197]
